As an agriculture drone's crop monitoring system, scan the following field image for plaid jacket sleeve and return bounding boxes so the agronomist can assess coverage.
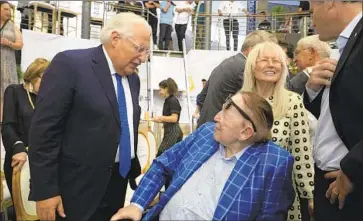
[131,123,208,209]
[256,154,295,221]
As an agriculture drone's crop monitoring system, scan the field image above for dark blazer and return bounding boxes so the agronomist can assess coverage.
[303,18,362,185]
[28,45,142,221]
[197,53,246,127]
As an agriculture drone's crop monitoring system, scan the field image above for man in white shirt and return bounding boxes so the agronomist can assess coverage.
[217,1,246,51]
[175,1,194,51]
[304,2,362,221]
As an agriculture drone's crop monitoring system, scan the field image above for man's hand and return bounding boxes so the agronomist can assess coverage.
[325,170,354,210]
[36,196,66,221]
[11,152,28,173]
[110,204,143,221]
[306,58,338,92]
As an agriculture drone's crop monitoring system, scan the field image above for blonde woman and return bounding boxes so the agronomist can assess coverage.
[242,41,314,221]
[1,58,49,203]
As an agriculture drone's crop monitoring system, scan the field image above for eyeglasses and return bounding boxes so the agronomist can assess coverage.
[119,34,150,57]
[223,95,257,132]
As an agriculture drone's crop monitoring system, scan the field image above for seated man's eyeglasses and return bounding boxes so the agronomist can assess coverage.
[223,95,257,132]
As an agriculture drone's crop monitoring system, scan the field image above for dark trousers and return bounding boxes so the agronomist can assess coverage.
[4,155,16,221]
[148,16,158,45]
[175,24,187,52]
[223,19,239,51]
[158,23,173,50]
[56,163,128,221]
[314,165,362,221]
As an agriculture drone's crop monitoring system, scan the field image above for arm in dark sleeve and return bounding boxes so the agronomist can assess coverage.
[28,52,76,201]
[169,97,181,115]
[1,85,27,154]
[340,140,363,185]
[196,80,209,109]
[303,89,323,119]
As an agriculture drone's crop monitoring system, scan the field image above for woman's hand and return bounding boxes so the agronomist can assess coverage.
[12,152,28,173]
[0,37,10,46]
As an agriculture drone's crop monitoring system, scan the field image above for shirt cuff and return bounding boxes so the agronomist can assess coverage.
[305,86,322,102]
[131,203,144,213]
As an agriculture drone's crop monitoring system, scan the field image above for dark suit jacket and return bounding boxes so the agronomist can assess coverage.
[303,18,362,185]
[197,53,246,127]
[28,46,142,221]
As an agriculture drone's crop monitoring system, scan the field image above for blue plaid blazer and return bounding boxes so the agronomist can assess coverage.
[132,123,295,221]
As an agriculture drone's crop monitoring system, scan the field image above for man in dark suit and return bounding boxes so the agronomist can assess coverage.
[304,2,362,221]
[197,30,277,127]
[28,13,151,221]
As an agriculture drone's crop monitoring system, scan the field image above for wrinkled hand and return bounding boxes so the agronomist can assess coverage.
[36,196,66,221]
[110,204,142,221]
[151,116,163,123]
[0,37,9,46]
[306,58,338,92]
[12,152,28,173]
[325,170,354,210]
[308,198,314,218]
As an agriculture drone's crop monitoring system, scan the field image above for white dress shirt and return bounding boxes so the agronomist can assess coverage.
[307,12,362,171]
[102,46,135,161]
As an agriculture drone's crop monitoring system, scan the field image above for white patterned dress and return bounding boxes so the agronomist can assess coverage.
[268,93,314,221]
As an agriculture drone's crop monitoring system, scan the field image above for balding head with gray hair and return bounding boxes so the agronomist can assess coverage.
[100,12,151,44]
[297,35,331,59]
[241,30,278,56]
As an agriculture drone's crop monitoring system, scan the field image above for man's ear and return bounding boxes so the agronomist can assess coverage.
[239,125,254,141]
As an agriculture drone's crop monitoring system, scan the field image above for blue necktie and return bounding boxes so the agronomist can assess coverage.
[115,74,131,178]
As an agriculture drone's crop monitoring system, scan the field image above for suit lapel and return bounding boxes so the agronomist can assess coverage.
[332,19,362,83]
[91,45,120,127]
[213,146,260,220]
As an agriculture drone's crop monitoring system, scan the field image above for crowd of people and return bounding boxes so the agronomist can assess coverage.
[0,1,362,221]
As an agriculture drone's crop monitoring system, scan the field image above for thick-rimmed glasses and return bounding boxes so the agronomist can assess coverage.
[223,95,257,132]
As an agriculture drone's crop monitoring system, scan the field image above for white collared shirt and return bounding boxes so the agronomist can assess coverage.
[175,2,194,25]
[102,46,135,161]
[307,12,362,171]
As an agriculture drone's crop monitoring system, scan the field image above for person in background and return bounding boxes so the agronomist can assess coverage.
[297,1,310,35]
[304,2,362,221]
[144,1,160,49]
[242,41,314,221]
[28,13,150,221]
[175,1,194,52]
[1,58,49,221]
[287,35,331,95]
[152,78,183,157]
[257,11,271,31]
[158,0,175,50]
[1,1,23,121]
[218,1,247,51]
[110,91,295,221]
[193,0,205,49]
[197,30,277,128]
[193,78,207,119]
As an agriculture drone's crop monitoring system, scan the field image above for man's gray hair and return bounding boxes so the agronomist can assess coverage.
[100,12,151,44]
[241,30,278,52]
[297,35,331,59]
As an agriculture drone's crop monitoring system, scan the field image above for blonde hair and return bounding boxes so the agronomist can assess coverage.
[242,41,290,120]
[23,58,50,84]
[100,12,151,44]
[297,35,331,59]
[241,30,278,52]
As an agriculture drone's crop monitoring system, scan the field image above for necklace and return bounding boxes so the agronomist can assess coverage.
[26,89,35,110]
